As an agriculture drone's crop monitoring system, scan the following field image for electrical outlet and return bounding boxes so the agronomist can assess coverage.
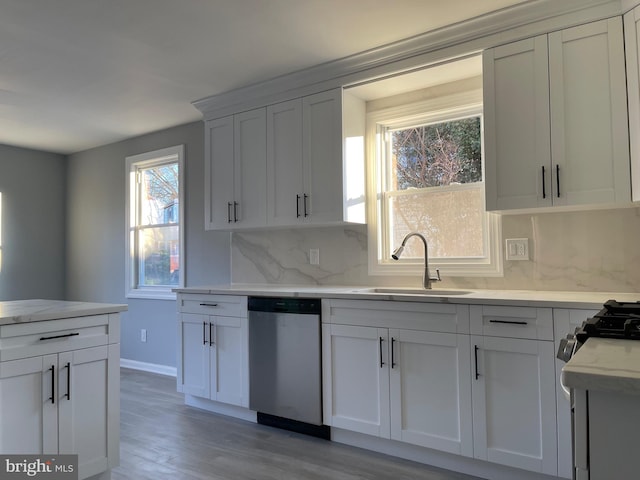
[505,238,529,261]
[310,248,320,265]
[140,329,147,343]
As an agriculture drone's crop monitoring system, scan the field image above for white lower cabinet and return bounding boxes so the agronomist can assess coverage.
[471,335,557,475]
[389,328,473,456]
[322,300,473,456]
[470,305,557,476]
[323,300,561,477]
[0,314,120,480]
[177,295,248,408]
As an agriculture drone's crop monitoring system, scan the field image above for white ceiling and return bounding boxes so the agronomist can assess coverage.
[0,0,529,154]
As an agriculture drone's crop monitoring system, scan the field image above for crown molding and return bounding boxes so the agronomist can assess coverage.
[193,0,623,120]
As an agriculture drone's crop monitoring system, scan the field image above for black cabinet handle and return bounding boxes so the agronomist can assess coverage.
[209,322,214,346]
[303,194,309,217]
[391,337,396,369]
[541,166,546,199]
[227,202,233,223]
[556,164,560,198]
[233,201,238,222]
[199,303,218,307]
[203,321,207,345]
[65,362,71,400]
[40,332,80,341]
[296,195,301,218]
[379,337,385,368]
[49,365,55,404]
[474,345,480,380]
[489,319,528,325]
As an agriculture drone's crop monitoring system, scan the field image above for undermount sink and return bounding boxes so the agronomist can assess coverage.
[354,288,472,296]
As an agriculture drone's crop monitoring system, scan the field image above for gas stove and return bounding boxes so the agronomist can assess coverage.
[557,300,640,363]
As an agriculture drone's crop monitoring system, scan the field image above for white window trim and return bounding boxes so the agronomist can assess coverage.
[125,145,185,300]
[366,89,503,278]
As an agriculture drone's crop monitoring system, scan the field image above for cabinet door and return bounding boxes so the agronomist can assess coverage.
[549,17,630,206]
[234,108,267,227]
[553,308,598,479]
[625,6,640,202]
[58,344,119,479]
[389,329,473,456]
[205,116,235,229]
[303,89,344,223]
[266,98,304,226]
[0,355,58,454]
[484,35,551,211]
[210,316,246,407]
[472,336,557,476]
[322,324,390,438]
[177,313,210,398]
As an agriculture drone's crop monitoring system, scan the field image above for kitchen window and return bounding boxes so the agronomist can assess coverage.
[366,87,502,277]
[126,145,184,299]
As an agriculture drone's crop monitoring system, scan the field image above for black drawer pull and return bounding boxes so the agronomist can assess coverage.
[40,332,80,341]
[65,362,71,400]
[199,303,218,307]
[489,319,528,325]
[49,365,55,404]
[474,346,480,380]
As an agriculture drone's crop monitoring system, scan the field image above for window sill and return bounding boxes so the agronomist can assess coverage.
[126,290,177,301]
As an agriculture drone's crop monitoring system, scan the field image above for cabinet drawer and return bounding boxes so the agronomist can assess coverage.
[0,315,111,362]
[470,305,553,340]
[178,294,247,317]
[322,299,470,334]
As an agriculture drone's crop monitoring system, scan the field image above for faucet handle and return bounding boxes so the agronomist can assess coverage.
[431,269,441,282]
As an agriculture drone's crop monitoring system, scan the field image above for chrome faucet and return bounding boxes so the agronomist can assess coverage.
[391,232,441,289]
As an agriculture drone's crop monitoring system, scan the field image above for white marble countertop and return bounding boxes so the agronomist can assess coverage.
[174,284,640,309]
[0,299,128,326]
[562,338,640,395]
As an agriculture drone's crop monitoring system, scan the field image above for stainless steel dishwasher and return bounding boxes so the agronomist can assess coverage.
[248,297,329,439]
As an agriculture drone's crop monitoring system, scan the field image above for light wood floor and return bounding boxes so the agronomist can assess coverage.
[113,368,483,480]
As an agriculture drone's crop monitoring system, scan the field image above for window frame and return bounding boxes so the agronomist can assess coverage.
[125,145,185,300]
[365,89,502,278]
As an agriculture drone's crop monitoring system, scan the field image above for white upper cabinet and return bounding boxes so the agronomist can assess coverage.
[207,88,365,230]
[205,108,267,230]
[266,88,366,227]
[266,98,303,226]
[484,17,630,211]
[625,5,640,202]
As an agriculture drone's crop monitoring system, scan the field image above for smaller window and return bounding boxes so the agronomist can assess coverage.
[126,146,184,299]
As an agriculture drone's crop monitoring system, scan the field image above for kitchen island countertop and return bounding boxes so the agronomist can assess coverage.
[0,299,128,325]
[562,338,640,395]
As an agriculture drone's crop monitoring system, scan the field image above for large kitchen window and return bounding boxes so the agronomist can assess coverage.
[365,80,502,277]
[126,145,184,299]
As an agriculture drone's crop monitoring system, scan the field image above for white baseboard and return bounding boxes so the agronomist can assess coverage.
[120,358,177,377]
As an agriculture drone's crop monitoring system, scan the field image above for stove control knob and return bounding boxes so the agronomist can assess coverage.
[557,335,577,363]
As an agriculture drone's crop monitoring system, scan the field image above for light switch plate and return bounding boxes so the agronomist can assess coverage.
[309,248,320,265]
[505,238,529,261]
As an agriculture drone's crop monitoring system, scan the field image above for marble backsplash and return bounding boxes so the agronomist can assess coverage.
[231,207,640,293]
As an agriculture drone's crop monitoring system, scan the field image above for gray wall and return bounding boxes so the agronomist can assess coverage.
[66,121,231,367]
[0,144,66,301]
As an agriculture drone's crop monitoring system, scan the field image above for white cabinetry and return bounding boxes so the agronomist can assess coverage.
[0,313,120,480]
[322,300,473,456]
[553,307,598,479]
[177,294,248,408]
[205,108,267,229]
[624,5,640,202]
[470,305,557,476]
[266,89,366,226]
[207,88,365,230]
[484,17,629,211]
